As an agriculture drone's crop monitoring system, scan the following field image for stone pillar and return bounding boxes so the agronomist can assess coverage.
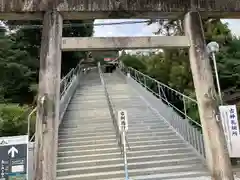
[34,10,63,180]
[184,11,234,180]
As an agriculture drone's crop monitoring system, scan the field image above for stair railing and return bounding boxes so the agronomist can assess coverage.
[120,120,129,180]
[28,60,84,142]
[119,63,206,159]
[98,62,129,180]
[98,62,122,149]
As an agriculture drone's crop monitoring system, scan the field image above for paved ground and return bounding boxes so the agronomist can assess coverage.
[162,165,240,179]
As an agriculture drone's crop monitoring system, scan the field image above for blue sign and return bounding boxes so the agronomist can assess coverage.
[0,135,28,180]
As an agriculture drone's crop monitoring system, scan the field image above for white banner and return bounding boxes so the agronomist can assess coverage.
[219,105,240,157]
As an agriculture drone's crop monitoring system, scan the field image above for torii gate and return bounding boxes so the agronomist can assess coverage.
[1,1,240,180]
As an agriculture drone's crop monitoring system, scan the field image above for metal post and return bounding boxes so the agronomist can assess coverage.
[27,107,37,140]
[211,52,223,105]
[183,96,187,119]
[144,76,147,88]
[157,84,161,99]
[122,130,129,180]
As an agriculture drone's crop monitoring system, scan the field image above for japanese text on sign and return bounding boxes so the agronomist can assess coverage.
[118,110,128,132]
[219,105,240,157]
[229,107,239,136]
[0,135,28,180]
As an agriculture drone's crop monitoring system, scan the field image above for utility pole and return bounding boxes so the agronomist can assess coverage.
[184,11,234,180]
[34,10,63,180]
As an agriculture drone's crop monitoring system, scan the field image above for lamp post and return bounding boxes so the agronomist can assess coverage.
[207,41,223,105]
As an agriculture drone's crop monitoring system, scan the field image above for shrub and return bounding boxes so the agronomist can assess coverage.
[0,104,35,138]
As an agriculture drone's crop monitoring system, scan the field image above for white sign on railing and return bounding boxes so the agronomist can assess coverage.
[118,110,128,132]
[219,105,240,157]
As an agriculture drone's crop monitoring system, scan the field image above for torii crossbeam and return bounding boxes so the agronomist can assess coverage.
[0,0,240,20]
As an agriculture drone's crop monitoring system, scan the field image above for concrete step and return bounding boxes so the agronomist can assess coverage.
[63,115,166,124]
[58,133,179,143]
[74,91,105,95]
[57,164,206,179]
[100,171,209,180]
[59,123,170,132]
[57,156,202,170]
[58,131,178,142]
[72,96,106,101]
[68,99,107,104]
[57,150,197,163]
[66,105,109,110]
[63,112,110,119]
[58,126,115,134]
[58,143,189,155]
[58,142,118,151]
[61,116,112,122]
[58,134,117,142]
[58,138,117,146]
[58,128,174,137]
[58,138,184,149]
[64,108,110,115]
[58,126,171,136]
[60,123,113,129]
[58,146,120,157]
[61,120,112,126]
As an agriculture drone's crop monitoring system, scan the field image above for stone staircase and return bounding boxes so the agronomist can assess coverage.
[102,72,210,179]
[57,69,122,180]
[56,69,209,180]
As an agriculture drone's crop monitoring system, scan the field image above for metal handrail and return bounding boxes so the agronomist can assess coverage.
[28,107,37,141]
[119,63,206,158]
[120,63,200,127]
[28,60,84,142]
[98,63,129,180]
[60,59,84,98]
[122,129,129,180]
[98,63,122,150]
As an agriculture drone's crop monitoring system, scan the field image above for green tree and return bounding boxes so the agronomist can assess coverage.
[0,20,94,137]
[1,20,94,105]
[121,19,238,125]
[121,54,147,73]
[216,38,240,90]
[0,104,35,137]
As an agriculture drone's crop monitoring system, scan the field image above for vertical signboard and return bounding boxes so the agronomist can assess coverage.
[118,110,128,132]
[0,135,28,180]
[219,105,240,157]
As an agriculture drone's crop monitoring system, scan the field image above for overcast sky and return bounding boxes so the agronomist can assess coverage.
[1,19,238,38]
[94,19,239,37]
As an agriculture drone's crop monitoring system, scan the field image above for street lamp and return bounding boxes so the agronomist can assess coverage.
[207,41,223,105]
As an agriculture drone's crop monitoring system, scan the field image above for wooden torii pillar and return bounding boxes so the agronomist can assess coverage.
[34,10,63,180]
[184,11,234,180]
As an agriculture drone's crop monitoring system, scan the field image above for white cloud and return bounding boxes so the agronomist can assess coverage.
[93,19,239,54]
[138,22,159,36]
[94,19,240,37]
[221,19,239,36]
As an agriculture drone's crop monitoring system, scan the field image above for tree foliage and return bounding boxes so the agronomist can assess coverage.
[1,20,94,105]
[120,19,240,125]
[0,20,94,136]
[0,104,35,137]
